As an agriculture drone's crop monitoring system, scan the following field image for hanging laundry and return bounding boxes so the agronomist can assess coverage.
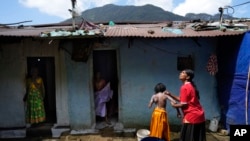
[206,53,218,75]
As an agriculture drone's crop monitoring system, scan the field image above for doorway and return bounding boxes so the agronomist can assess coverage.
[27,57,56,124]
[93,50,119,122]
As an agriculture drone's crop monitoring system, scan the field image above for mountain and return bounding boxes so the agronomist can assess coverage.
[64,4,188,23]
[63,4,235,24]
[185,13,235,21]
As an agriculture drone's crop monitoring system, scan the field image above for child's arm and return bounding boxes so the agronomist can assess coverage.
[148,95,155,108]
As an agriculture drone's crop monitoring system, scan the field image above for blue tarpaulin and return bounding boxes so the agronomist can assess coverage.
[226,74,250,125]
[219,31,250,131]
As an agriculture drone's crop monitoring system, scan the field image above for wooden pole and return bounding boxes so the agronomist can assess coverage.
[71,0,76,30]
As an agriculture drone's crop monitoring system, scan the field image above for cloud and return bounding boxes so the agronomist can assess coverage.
[19,0,74,19]
[19,0,248,20]
[18,0,118,19]
[173,0,232,16]
[18,0,174,20]
[126,0,174,11]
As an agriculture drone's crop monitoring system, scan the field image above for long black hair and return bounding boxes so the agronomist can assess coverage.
[184,69,200,100]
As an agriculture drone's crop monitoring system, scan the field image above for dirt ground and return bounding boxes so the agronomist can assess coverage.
[57,131,229,141]
[0,122,229,141]
[0,128,229,141]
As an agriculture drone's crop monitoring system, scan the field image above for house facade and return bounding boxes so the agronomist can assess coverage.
[0,21,248,137]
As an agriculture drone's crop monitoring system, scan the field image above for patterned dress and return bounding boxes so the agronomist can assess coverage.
[26,77,46,124]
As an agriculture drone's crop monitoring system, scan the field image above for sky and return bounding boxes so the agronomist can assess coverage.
[1,0,250,25]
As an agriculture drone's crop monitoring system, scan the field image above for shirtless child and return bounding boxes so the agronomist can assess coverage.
[148,83,181,141]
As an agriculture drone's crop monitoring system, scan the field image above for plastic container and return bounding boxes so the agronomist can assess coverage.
[209,117,218,132]
[136,129,150,141]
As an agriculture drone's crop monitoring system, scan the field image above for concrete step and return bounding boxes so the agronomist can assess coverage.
[26,123,53,137]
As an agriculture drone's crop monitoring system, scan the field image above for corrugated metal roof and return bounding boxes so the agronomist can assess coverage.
[0,22,248,38]
[104,23,248,38]
[0,26,72,37]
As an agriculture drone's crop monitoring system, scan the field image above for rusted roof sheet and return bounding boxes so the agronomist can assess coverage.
[0,26,72,37]
[0,22,248,38]
[104,23,247,38]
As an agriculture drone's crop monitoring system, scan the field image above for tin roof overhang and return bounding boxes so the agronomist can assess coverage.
[0,22,248,38]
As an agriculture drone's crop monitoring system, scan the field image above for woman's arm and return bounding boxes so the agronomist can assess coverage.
[164,91,180,101]
[171,102,187,108]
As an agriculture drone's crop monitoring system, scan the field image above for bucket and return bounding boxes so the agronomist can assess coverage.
[136,129,150,141]
[209,117,218,132]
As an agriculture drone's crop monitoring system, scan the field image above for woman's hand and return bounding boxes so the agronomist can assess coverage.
[177,112,182,118]
[164,90,171,95]
[170,101,175,106]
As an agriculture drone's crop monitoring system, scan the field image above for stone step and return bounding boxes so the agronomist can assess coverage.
[26,124,53,137]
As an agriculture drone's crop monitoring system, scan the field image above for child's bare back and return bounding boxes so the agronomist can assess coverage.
[148,83,182,118]
[151,92,168,108]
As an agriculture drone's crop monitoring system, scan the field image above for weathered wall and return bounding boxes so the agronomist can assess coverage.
[0,37,221,130]
[0,42,26,127]
[0,38,70,128]
[115,38,220,128]
[63,41,93,129]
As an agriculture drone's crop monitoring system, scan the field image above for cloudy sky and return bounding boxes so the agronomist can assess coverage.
[1,0,250,25]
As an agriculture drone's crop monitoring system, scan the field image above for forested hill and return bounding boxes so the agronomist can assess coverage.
[63,4,235,23]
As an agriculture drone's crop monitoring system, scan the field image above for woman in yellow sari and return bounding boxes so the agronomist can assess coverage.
[25,67,46,126]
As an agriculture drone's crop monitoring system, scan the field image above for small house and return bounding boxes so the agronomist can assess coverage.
[0,19,249,138]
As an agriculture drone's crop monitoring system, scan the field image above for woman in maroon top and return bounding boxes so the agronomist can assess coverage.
[166,69,206,141]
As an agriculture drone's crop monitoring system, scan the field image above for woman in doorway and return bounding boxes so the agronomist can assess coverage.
[166,69,206,141]
[94,72,113,124]
[25,67,46,126]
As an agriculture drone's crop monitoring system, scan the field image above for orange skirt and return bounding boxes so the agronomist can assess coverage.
[150,107,170,141]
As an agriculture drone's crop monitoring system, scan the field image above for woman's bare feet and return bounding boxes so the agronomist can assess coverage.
[105,117,111,125]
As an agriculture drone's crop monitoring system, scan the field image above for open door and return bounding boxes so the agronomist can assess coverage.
[93,50,119,122]
[27,57,56,124]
